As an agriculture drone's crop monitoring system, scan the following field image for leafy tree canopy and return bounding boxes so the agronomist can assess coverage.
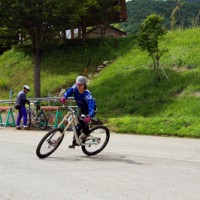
[0,0,122,97]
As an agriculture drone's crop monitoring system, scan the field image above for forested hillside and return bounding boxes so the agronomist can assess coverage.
[120,0,200,34]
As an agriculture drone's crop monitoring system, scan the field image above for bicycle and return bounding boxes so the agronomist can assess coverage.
[26,100,48,130]
[36,106,110,158]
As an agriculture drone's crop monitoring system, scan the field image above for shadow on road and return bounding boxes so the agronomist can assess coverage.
[41,153,143,165]
[83,154,143,165]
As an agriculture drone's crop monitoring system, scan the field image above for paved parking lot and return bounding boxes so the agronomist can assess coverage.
[0,127,200,200]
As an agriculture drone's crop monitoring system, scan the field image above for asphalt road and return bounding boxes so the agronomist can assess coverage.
[0,127,200,200]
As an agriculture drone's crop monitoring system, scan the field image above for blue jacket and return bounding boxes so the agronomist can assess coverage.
[64,85,96,118]
[16,90,28,106]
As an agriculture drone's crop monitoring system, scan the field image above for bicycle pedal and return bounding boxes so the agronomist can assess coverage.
[79,133,89,141]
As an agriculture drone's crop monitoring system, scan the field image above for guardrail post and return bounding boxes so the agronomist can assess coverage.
[5,108,15,127]
[0,96,76,128]
[54,108,63,128]
[0,110,3,126]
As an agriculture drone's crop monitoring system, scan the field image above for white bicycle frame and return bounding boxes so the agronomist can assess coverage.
[57,106,83,146]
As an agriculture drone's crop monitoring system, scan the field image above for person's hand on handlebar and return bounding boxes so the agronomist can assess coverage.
[26,100,30,104]
[83,116,92,123]
[60,97,66,104]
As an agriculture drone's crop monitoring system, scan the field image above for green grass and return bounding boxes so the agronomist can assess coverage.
[0,37,135,98]
[0,49,33,98]
[107,116,200,138]
[0,28,200,137]
[89,28,200,138]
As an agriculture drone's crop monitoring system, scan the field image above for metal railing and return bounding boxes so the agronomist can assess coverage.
[0,96,77,128]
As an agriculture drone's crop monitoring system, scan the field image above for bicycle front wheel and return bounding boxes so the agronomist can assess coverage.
[37,112,47,130]
[81,126,110,156]
[36,128,64,159]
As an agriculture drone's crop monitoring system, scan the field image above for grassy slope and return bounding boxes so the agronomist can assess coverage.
[0,38,135,98]
[0,28,200,137]
[89,28,200,138]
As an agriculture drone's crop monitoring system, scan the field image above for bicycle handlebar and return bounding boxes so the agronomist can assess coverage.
[61,104,77,114]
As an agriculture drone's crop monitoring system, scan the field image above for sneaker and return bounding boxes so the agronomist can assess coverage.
[16,126,21,130]
[68,143,78,149]
[24,126,30,130]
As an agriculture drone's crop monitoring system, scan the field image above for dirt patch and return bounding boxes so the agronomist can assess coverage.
[172,66,191,72]
[191,92,200,97]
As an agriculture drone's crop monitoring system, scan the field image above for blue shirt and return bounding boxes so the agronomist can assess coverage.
[64,85,96,118]
[16,90,27,106]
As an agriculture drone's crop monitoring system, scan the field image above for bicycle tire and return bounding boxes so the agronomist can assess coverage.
[36,128,64,159]
[27,109,32,129]
[81,126,110,156]
[37,112,48,130]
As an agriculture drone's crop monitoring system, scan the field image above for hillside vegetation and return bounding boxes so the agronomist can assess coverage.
[0,28,200,137]
[120,0,200,34]
[0,38,135,98]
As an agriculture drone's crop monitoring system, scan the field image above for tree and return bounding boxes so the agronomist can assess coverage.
[0,0,96,97]
[0,2,18,54]
[78,0,121,39]
[170,0,185,31]
[191,9,200,28]
[138,13,168,83]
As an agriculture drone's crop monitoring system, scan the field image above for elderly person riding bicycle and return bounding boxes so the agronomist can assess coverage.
[60,76,96,148]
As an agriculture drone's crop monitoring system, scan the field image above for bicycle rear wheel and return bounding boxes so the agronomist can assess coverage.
[36,128,64,159]
[81,126,110,156]
[26,110,31,129]
[37,112,47,130]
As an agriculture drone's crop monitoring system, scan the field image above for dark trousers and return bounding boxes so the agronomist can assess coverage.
[76,119,90,135]
[72,121,90,145]
[16,105,27,126]
[72,108,96,144]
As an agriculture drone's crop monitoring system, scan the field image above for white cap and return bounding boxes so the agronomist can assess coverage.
[23,85,30,91]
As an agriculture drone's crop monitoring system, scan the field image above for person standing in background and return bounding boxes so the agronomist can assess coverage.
[15,85,30,130]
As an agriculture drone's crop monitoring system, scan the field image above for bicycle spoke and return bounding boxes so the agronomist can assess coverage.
[40,132,60,153]
[36,128,64,158]
[81,126,110,156]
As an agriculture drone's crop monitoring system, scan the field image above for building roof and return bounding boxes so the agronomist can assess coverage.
[86,24,127,35]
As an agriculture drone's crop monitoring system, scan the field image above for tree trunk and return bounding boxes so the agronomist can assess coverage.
[34,47,42,97]
[78,27,82,39]
[82,26,86,41]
